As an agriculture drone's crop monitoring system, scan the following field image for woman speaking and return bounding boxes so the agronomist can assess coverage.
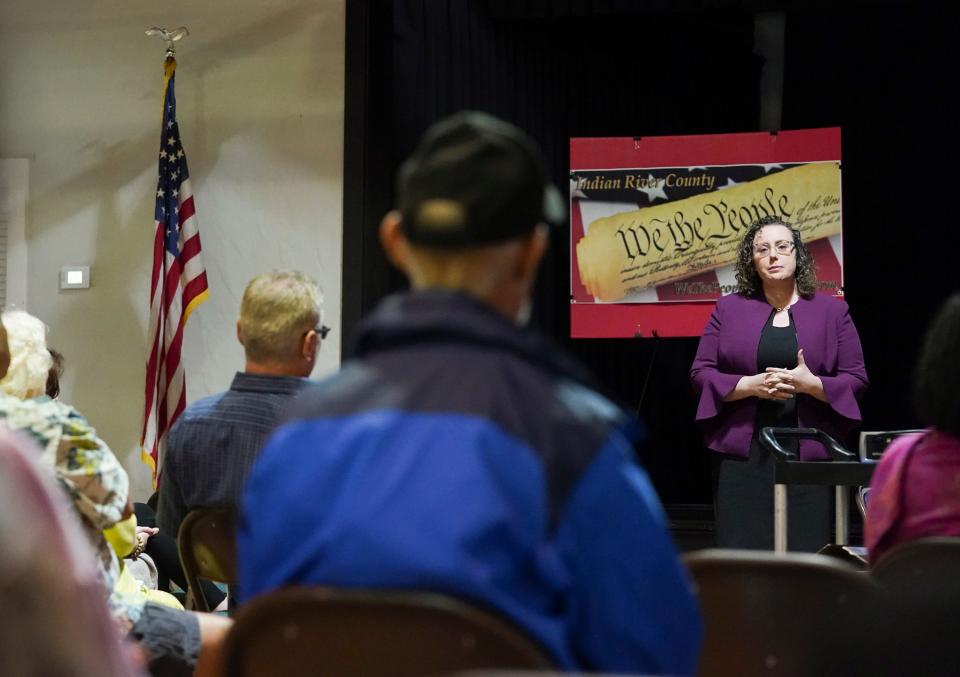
[690,215,868,550]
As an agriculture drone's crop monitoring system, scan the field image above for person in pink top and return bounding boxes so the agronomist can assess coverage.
[866,292,960,563]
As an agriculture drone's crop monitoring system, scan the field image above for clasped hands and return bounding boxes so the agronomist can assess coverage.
[134,525,159,554]
[751,349,816,401]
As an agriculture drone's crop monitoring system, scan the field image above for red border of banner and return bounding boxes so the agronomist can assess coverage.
[570,127,842,338]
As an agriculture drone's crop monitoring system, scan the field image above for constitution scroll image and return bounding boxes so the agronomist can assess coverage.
[569,128,844,338]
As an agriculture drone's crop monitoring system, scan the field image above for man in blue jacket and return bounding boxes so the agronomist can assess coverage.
[238,112,703,675]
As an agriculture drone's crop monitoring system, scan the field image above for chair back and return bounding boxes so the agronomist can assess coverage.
[222,587,556,677]
[870,537,960,594]
[856,538,960,676]
[685,549,877,677]
[177,507,237,611]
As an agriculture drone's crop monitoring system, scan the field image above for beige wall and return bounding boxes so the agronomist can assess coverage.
[0,1,345,499]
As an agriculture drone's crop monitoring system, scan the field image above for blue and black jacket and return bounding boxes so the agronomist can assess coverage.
[239,290,703,675]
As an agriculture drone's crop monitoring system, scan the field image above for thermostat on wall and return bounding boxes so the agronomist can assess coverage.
[60,266,90,289]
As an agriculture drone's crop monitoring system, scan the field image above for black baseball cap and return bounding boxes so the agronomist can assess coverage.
[397,111,566,248]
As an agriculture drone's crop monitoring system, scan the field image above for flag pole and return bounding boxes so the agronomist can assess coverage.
[140,24,209,484]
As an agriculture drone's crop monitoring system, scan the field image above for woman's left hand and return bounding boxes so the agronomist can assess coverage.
[765,349,824,397]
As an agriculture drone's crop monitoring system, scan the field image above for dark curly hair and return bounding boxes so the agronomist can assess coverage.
[913,293,960,436]
[734,215,817,298]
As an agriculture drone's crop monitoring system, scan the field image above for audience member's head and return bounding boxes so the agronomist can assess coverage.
[379,111,564,322]
[46,349,64,400]
[913,292,960,437]
[237,271,324,377]
[0,310,51,399]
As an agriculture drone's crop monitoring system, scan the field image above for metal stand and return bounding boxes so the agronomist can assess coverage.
[774,484,788,553]
[762,428,875,554]
[835,485,849,545]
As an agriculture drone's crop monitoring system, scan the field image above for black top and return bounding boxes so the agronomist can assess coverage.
[755,310,799,431]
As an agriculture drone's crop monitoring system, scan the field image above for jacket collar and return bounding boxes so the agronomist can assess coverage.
[354,289,601,390]
[736,291,818,355]
[230,372,308,394]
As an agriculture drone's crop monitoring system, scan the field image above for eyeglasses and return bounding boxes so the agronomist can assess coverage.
[753,240,795,257]
[316,325,331,340]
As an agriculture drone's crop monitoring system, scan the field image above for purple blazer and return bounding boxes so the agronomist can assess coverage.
[690,292,868,460]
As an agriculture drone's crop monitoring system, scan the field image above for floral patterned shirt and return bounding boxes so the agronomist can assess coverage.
[0,392,145,626]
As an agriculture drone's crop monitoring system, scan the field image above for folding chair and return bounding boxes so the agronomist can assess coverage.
[176,507,237,612]
[685,549,878,677]
[849,538,960,676]
[870,537,960,593]
[222,587,556,677]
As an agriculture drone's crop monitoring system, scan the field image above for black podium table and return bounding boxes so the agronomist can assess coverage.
[761,427,876,553]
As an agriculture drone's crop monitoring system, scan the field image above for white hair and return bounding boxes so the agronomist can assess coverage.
[0,311,52,400]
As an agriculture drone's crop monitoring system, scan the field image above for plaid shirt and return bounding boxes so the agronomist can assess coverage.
[157,372,309,536]
[0,391,145,627]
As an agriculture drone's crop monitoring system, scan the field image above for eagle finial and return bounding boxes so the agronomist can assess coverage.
[145,26,190,58]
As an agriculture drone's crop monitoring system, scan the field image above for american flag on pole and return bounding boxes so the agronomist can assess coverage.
[141,57,209,481]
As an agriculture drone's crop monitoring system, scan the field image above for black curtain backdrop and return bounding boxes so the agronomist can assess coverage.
[781,5,960,440]
[343,1,959,511]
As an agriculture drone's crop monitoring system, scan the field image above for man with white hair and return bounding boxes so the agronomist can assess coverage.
[156,270,324,538]
[239,113,703,675]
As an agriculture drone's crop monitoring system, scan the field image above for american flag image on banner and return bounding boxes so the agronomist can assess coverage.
[141,57,209,481]
[570,163,843,304]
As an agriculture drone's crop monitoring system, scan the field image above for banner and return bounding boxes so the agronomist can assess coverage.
[570,128,843,337]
